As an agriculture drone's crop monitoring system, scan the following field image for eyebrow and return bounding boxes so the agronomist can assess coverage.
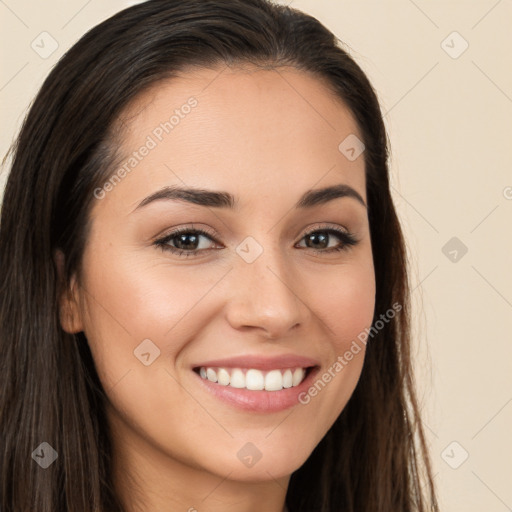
[134,183,367,212]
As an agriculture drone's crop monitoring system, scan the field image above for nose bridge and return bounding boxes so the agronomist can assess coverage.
[226,234,307,337]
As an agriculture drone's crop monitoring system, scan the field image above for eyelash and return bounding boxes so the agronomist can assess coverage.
[154,225,358,258]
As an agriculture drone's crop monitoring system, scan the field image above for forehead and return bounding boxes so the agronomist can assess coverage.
[100,64,366,214]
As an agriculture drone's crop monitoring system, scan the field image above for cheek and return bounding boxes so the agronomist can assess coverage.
[300,259,376,345]
[81,246,204,336]
[294,259,375,428]
[78,246,228,381]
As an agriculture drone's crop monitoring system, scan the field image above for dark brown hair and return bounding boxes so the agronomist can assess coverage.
[0,1,439,510]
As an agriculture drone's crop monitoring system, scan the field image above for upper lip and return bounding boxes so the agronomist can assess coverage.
[192,354,320,371]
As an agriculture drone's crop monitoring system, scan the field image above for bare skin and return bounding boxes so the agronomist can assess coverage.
[58,64,376,512]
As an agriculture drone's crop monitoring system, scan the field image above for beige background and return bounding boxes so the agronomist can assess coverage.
[1,1,511,510]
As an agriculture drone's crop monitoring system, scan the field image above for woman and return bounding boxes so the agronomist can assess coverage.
[0,1,439,511]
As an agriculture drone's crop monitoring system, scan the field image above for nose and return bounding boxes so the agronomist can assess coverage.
[224,243,310,339]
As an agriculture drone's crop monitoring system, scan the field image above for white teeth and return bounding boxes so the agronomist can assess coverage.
[264,370,283,391]
[245,369,264,390]
[230,368,246,388]
[282,369,293,388]
[196,366,308,391]
[292,368,304,386]
[206,368,217,383]
[217,368,230,386]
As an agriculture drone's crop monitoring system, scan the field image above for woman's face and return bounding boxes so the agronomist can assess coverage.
[64,65,375,489]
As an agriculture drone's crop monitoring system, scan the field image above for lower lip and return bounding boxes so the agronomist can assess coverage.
[192,367,320,413]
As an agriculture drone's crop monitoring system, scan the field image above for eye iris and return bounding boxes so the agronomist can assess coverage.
[306,231,329,249]
[175,233,199,250]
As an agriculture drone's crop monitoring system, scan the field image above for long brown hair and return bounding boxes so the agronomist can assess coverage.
[0,1,439,510]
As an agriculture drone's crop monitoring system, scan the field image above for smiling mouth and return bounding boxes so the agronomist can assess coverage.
[193,365,316,391]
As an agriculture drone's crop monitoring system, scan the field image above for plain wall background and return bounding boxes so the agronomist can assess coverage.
[1,1,511,510]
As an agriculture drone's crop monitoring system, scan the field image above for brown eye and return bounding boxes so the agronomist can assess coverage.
[297,228,358,254]
[154,228,220,257]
